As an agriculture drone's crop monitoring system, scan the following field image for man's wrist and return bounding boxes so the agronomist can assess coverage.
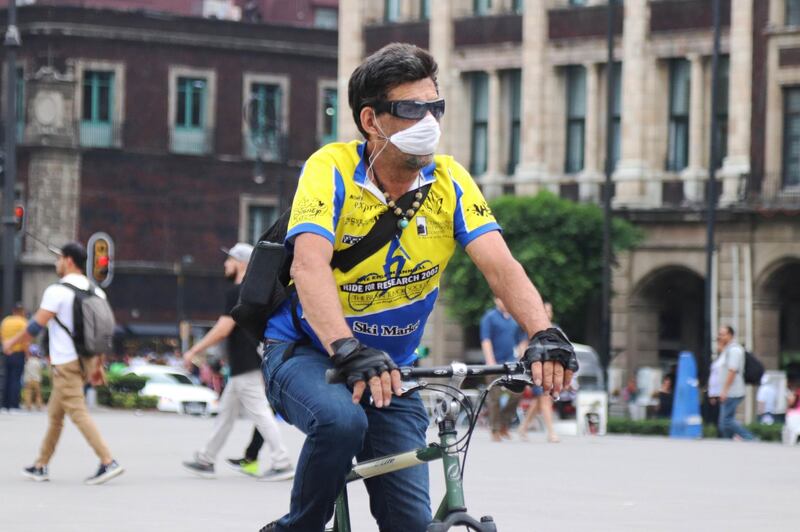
[330,337,359,359]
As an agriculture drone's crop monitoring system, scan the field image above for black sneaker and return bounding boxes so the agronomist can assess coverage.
[259,521,278,532]
[22,465,49,482]
[85,460,125,485]
[182,454,215,479]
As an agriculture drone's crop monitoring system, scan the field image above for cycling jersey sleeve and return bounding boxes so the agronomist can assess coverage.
[449,160,501,247]
[286,153,346,247]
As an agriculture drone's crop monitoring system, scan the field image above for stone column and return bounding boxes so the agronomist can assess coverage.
[720,0,753,205]
[614,0,652,206]
[429,0,455,153]
[337,0,364,142]
[683,54,706,203]
[516,0,549,195]
[483,69,504,198]
[579,62,601,202]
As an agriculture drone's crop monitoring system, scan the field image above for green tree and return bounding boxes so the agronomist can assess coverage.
[444,191,641,339]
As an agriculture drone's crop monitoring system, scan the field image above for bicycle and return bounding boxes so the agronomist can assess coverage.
[324,361,531,532]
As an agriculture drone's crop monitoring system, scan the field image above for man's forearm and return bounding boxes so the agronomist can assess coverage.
[189,322,229,355]
[481,339,496,365]
[293,261,352,355]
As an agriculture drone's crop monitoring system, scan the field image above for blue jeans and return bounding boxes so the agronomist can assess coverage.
[262,342,431,532]
[718,396,754,440]
[3,352,25,409]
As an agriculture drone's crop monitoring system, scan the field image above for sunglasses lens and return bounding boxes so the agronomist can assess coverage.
[395,101,427,120]
[430,100,445,119]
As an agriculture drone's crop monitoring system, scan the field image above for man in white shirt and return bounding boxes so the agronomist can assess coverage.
[716,325,755,440]
[2,242,124,484]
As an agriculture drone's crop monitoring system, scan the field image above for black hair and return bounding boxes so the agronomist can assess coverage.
[724,325,735,337]
[60,242,87,272]
[348,42,439,139]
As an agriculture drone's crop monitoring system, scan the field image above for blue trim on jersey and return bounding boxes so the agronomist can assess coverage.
[266,288,439,366]
[333,167,346,233]
[463,222,501,247]
[286,223,335,246]
[452,178,469,247]
[421,161,436,184]
[353,142,368,185]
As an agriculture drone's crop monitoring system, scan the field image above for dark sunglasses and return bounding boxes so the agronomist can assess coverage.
[373,98,445,121]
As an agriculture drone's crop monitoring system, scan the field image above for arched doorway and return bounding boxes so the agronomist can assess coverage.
[755,259,800,378]
[629,267,705,376]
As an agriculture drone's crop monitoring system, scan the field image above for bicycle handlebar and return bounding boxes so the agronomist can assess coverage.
[325,361,527,384]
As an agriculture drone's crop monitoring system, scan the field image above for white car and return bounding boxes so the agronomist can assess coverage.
[123,365,220,416]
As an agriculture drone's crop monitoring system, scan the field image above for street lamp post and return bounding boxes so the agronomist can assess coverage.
[176,254,193,353]
[601,0,617,374]
[703,0,723,382]
[2,1,21,315]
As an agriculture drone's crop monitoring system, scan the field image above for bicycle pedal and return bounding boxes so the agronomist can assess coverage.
[481,515,495,522]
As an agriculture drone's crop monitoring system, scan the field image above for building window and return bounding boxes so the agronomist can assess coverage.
[470,72,489,175]
[513,0,524,14]
[666,59,690,172]
[80,70,115,147]
[246,83,283,160]
[565,65,586,174]
[608,62,622,172]
[569,0,588,6]
[320,87,337,146]
[474,0,491,15]
[420,0,431,19]
[782,88,800,188]
[314,7,337,29]
[177,77,205,129]
[385,0,401,22]
[507,69,521,175]
[713,56,729,169]
[787,0,800,26]
[246,204,279,245]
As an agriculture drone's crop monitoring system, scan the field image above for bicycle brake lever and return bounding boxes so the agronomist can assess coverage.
[397,380,425,398]
[498,376,532,394]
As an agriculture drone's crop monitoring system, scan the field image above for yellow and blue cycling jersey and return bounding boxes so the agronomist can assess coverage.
[265,140,500,365]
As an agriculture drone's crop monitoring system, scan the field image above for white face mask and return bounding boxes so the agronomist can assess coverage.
[376,113,441,156]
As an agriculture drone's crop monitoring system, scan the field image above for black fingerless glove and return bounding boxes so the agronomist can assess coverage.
[328,338,398,388]
[522,327,579,372]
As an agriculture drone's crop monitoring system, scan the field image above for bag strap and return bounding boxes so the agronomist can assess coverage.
[330,183,432,273]
[53,281,92,356]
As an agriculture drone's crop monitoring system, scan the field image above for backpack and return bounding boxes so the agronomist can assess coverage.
[743,351,765,386]
[54,282,116,358]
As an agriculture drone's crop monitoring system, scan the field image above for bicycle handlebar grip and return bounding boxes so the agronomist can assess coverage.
[325,368,346,384]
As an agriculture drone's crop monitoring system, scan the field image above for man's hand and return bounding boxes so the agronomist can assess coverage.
[522,327,578,396]
[2,340,14,355]
[328,338,403,407]
[720,391,728,403]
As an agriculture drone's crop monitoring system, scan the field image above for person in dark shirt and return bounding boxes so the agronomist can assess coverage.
[182,243,294,481]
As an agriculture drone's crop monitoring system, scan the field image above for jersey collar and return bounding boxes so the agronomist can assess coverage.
[353,142,437,205]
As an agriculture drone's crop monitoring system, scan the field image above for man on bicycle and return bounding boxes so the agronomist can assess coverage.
[260,43,577,532]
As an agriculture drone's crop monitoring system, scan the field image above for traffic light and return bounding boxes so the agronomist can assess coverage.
[87,232,114,288]
[13,203,24,232]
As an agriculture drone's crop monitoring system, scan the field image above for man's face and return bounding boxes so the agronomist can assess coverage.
[367,77,440,171]
[223,257,237,280]
[55,255,65,277]
[717,327,732,348]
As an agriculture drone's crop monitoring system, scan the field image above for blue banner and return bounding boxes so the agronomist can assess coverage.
[669,351,703,439]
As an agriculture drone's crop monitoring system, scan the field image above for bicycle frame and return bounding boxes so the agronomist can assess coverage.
[329,362,527,532]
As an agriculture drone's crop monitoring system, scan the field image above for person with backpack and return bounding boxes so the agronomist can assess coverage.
[2,242,124,484]
[256,43,577,532]
[716,325,755,441]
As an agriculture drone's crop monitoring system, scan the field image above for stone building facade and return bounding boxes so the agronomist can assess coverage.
[0,5,337,338]
[338,0,800,377]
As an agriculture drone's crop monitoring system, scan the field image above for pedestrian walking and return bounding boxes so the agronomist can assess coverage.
[2,242,124,484]
[517,302,560,443]
[23,348,45,411]
[716,325,755,440]
[480,297,527,441]
[182,243,294,481]
[1,302,29,412]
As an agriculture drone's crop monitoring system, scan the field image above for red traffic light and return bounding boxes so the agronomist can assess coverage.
[97,255,109,267]
[13,204,24,232]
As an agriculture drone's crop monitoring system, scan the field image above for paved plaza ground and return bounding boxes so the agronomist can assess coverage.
[0,409,797,531]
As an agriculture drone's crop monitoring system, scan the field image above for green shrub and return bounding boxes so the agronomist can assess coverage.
[748,423,783,442]
[95,385,112,406]
[110,391,138,409]
[108,373,148,393]
[136,395,159,409]
[610,418,783,442]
